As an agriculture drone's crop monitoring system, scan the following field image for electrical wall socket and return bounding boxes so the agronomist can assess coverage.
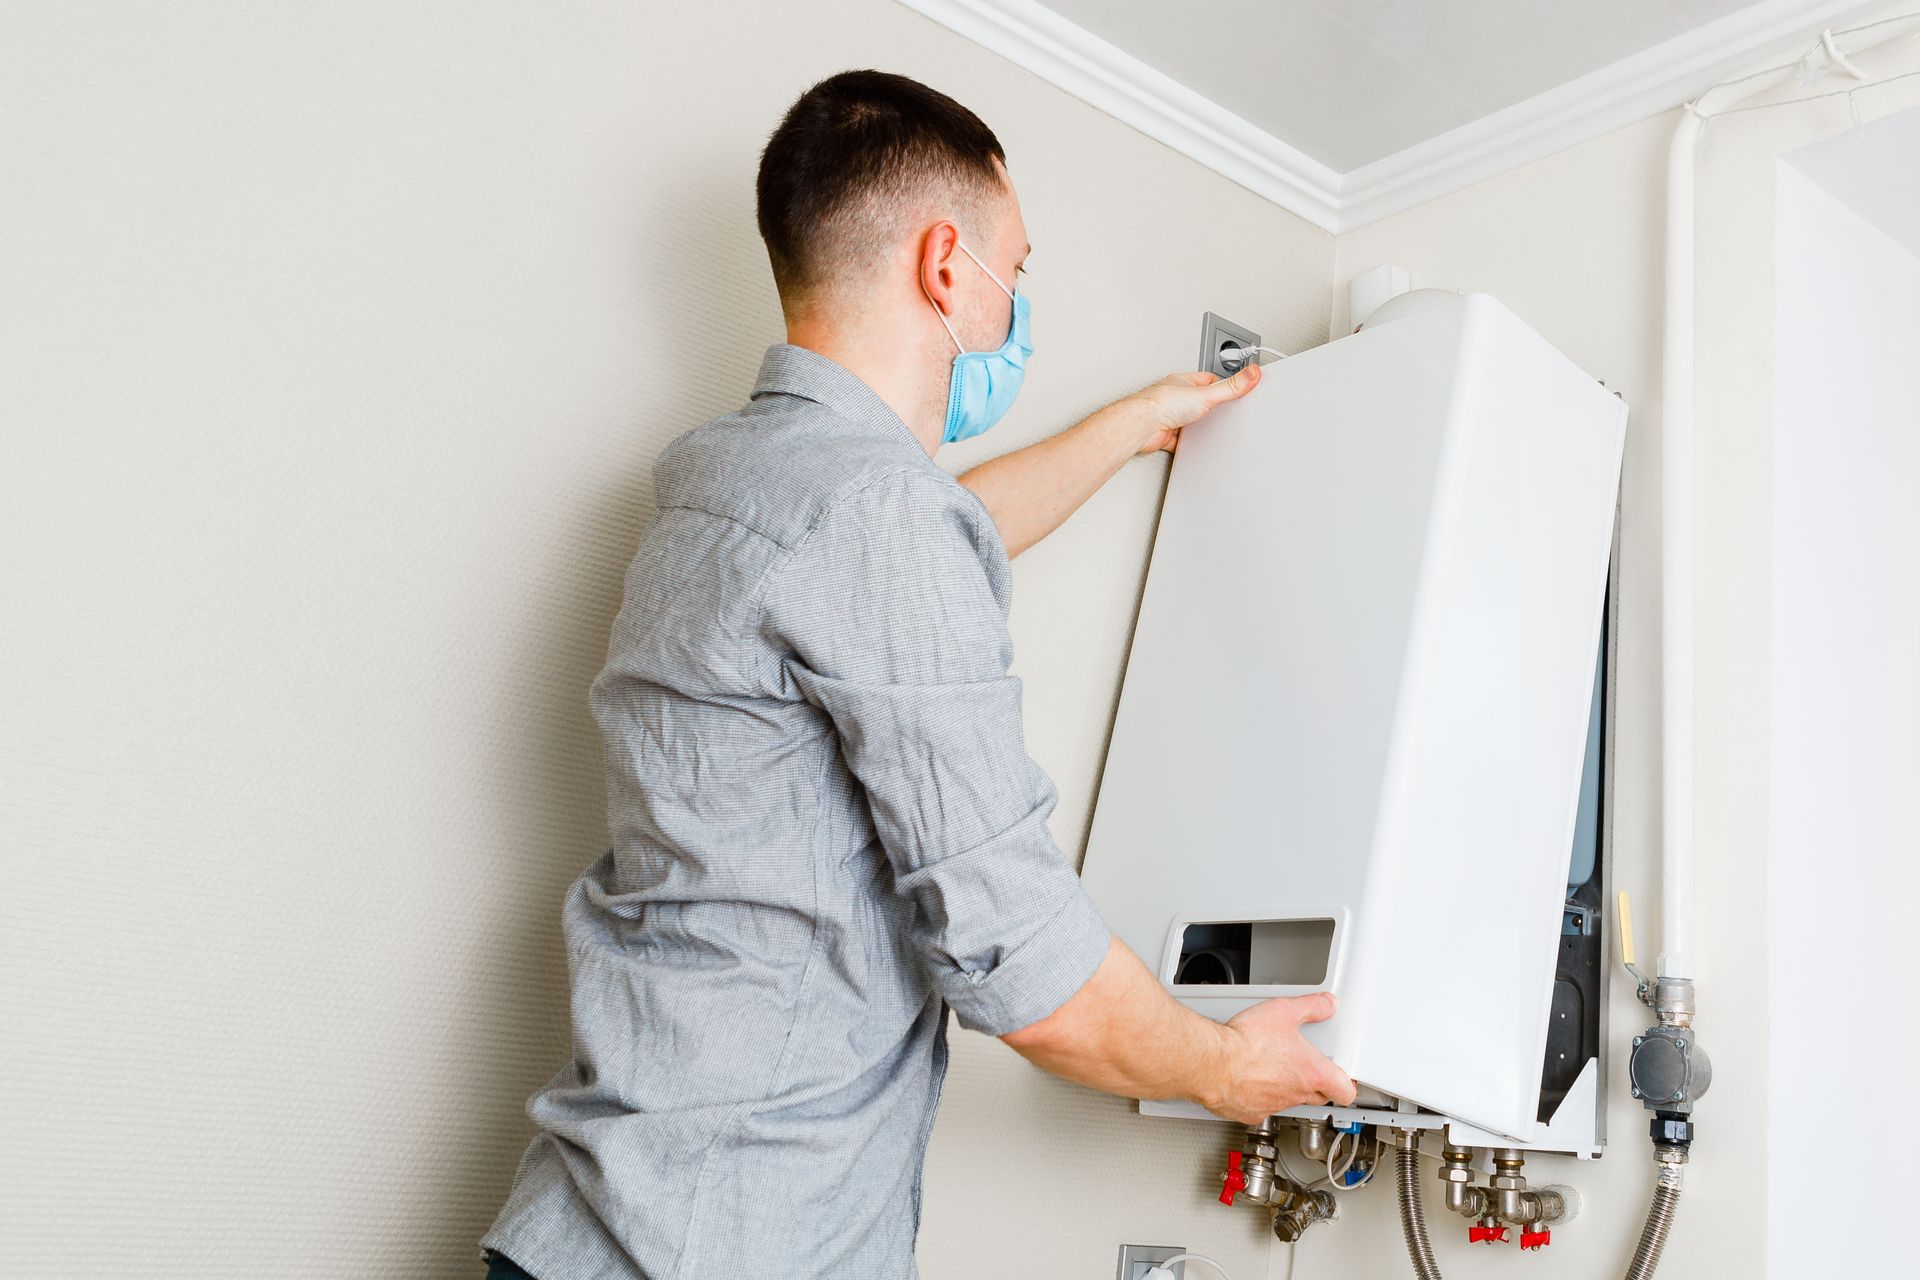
[1198,312,1260,378]
[1117,1243,1185,1279]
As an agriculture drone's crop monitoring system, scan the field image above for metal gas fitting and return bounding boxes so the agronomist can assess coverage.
[1630,1025,1713,1114]
[1437,1140,1486,1219]
[1297,1117,1333,1162]
[1269,1181,1338,1242]
[1490,1149,1531,1224]
[1220,1121,1337,1243]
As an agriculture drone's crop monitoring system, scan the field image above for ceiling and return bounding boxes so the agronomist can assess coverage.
[903,0,1887,231]
[1043,0,1762,172]
[1784,107,1920,254]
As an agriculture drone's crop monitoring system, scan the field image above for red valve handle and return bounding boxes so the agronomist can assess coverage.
[1469,1224,1509,1244]
[1521,1228,1551,1251]
[1219,1150,1246,1206]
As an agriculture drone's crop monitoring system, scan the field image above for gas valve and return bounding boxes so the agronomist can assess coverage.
[1219,1151,1247,1206]
[1217,1121,1337,1243]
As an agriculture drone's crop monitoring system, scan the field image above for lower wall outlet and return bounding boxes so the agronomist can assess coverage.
[1117,1243,1186,1280]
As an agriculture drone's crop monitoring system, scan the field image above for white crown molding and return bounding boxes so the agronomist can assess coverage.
[896,0,1344,232]
[898,0,1888,234]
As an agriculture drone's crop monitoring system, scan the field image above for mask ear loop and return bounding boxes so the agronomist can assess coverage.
[954,239,1016,301]
[923,236,1014,354]
[921,270,967,355]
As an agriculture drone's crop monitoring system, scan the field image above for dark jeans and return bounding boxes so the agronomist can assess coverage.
[484,1250,538,1280]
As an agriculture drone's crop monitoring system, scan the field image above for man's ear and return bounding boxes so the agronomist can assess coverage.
[919,220,961,317]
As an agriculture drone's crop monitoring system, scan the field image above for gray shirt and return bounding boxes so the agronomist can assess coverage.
[480,344,1112,1280]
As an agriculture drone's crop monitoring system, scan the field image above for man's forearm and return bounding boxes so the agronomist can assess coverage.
[957,402,1148,559]
[1000,935,1355,1125]
[1000,937,1234,1111]
[957,362,1263,558]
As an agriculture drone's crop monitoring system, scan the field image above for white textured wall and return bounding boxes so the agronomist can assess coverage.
[0,2,1330,1277]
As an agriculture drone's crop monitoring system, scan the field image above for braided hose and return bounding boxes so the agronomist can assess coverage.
[1395,1146,1444,1280]
[1623,1179,1683,1280]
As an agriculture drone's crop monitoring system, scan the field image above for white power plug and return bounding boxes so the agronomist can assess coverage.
[1141,1252,1232,1280]
[1218,344,1290,368]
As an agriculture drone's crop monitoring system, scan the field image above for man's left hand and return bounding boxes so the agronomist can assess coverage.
[1126,361,1264,455]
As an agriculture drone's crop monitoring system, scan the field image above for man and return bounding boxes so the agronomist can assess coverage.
[480,69,1355,1280]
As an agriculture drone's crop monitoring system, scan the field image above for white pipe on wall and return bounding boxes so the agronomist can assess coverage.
[1658,108,1703,984]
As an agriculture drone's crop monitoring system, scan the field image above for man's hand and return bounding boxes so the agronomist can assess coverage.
[1126,362,1263,455]
[1201,992,1357,1126]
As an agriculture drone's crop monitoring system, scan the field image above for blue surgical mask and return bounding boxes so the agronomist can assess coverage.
[925,239,1031,444]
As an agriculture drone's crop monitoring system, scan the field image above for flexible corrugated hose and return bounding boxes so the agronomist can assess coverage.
[1395,1146,1444,1280]
[1623,1180,1682,1280]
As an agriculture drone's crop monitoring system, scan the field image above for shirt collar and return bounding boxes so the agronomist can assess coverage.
[750,343,919,444]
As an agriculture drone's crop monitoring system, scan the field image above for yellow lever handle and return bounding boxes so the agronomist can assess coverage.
[1617,890,1636,968]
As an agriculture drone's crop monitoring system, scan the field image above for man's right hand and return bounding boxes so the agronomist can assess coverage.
[1202,992,1357,1126]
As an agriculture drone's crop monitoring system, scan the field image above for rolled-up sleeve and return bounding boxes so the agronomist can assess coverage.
[759,468,1112,1036]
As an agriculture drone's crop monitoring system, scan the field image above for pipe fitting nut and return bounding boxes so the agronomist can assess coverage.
[1649,1116,1695,1147]
[1651,977,1696,1026]
[1540,1183,1581,1226]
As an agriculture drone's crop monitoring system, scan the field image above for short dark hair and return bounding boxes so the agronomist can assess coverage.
[756,70,1007,299]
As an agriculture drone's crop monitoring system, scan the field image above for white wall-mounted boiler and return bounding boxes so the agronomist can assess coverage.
[1081,293,1626,1151]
